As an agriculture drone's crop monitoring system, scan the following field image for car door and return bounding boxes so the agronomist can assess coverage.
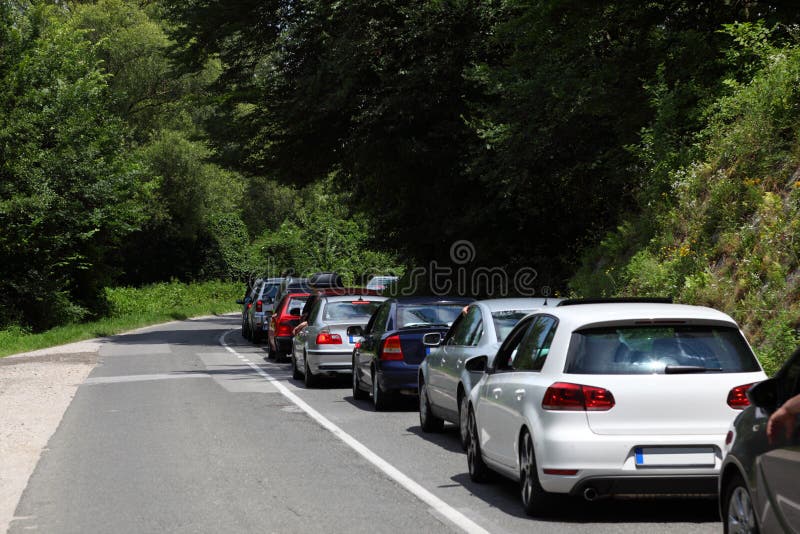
[428,312,468,410]
[358,302,390,389]
[502,315,559,470]
[477,315,536,465]
[294,300,321,369]
[439,306,483,414]
[758,352,800,531]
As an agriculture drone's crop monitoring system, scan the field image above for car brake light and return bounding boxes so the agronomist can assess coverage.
[316,332,342,345]
[727,383,755,409]
[276,321,293,337]
[247,303,252,309]
[542,382,615,412]
[354,341,361,349]
[256,300,262,312]
[381,335,404,361]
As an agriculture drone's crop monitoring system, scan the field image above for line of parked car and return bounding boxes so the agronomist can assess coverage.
[237,274,799,532]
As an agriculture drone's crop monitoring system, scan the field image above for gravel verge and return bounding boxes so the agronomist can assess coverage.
[0,346,100,534]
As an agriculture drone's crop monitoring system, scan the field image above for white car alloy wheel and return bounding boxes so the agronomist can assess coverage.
[726,482,758,534]
[519,430,553,516]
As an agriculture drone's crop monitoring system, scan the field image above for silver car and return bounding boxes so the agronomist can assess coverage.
[292,294,387,387]
[418,298,558,448]
[244,277,283,343]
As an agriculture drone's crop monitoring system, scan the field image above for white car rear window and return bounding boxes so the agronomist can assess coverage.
[565,325,761,374]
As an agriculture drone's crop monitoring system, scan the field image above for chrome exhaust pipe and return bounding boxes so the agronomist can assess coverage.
[583,487,599,502]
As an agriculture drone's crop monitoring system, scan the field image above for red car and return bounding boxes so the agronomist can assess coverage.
[267,292,311,361]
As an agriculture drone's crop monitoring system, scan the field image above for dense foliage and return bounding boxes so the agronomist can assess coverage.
[4,0,800,368]
[0,1,398,331]
[572,24,800,373]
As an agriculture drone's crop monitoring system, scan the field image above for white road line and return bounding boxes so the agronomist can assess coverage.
[219,331,490,534]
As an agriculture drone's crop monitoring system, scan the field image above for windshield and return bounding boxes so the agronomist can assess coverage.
[366,277,397,289]
[398,304,464,328]
[491,310,535,342]
[323,301,381,322]
[565,325,761,374]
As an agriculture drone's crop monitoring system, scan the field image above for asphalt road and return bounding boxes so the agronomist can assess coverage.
[10,315,721,533]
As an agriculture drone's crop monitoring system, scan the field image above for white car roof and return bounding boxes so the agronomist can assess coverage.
[544,303,739,332]
[474,298,563,313]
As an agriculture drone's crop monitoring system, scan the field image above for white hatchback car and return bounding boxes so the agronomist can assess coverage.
[465,299,767,516]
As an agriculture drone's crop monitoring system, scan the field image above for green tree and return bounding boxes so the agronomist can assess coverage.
[0,2,146,329]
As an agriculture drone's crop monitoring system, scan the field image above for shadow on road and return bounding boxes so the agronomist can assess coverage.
[451,471,719,524]
[405,424,464,454]
[97,315,241,349]
[342,393,418,413]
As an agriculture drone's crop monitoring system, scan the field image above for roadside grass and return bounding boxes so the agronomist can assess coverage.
[0,280,243,358]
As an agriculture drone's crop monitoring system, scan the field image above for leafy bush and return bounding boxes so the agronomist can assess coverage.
[572,30,800,371]
[0,3,147,331]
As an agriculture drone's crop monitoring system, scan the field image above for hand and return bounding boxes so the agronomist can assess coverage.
[767,405,797,445]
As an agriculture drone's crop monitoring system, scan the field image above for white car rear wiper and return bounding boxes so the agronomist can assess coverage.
[664,365,723,374]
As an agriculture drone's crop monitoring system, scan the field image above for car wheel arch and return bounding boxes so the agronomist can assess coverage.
[721,462,744,488]
[457,383,467,413]
[517,425,534,470]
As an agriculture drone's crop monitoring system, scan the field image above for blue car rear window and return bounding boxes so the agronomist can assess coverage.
[398,305,464,328]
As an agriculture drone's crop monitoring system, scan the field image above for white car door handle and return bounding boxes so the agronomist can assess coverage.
[457,359,463,367]
[492,387,502,399]
[441,358,446,366]
[515,389,525,400]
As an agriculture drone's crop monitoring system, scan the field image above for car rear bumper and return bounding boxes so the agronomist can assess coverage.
[307,349,353,374]
[569,475,718,498]
[253,312,272,329]
[536,426,725,494]
[377,362,420,394]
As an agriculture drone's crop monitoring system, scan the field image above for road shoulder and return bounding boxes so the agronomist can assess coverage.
[0,350,98,534]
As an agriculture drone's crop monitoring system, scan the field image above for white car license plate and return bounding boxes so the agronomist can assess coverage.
[634,446,715,467]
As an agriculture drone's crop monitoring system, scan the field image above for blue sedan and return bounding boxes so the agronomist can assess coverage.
[351,296,473,411]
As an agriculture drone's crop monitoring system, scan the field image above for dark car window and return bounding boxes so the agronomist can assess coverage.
[443,314,465,344]
[565,325,761,374]
[371,303,391,334]
[323,301,382,322]
[513,316,557,372]
[492,310,535,342]
[397,304,464,329]
[495,317,535,372]
[465,318,484,347]
[285,297,309,316]
[262,283,280,299]
[450,306,481,346]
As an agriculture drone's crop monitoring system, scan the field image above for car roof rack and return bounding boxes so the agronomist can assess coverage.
[556,297,673,307]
